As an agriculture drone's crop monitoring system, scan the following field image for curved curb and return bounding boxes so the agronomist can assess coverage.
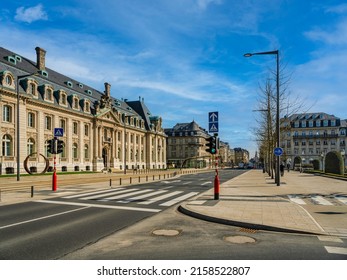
[178,204,324,236]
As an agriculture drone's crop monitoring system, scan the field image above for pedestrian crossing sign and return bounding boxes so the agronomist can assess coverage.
[54,128,64,137]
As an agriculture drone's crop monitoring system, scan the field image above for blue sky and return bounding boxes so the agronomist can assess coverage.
[1,0,347,157]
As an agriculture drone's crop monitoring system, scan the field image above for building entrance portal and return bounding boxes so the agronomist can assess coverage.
[102,148,108,169]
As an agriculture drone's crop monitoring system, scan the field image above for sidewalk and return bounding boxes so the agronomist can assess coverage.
[180,169,347,237]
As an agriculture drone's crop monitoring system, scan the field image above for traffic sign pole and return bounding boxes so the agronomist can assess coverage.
[52,137,57,191]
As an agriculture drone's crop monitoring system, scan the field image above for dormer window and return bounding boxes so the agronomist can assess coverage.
[0,71,15,89]
[26,79,38,98]
[84,100,91,113]
[85,89,92,95]
[58,90,68,106]
[39,70,48,77]
[73,96,79,110]
[66,81,73,88]
[45,87,54,102]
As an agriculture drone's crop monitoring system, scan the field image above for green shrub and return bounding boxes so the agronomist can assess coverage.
[312,159,320,170]
[325,151,343,175]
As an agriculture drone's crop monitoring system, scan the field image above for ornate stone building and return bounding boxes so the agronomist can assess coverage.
[164,121,212,168]
[0,46,166,175]
[281,112,347,168]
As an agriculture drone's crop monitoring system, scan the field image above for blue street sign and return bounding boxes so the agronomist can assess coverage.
[274,147,283,156]
[54,128,64,137]
[208,111,219,133]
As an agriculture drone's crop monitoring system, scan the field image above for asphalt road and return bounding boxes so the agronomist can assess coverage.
[63,197,347,260]
[0,169,246,259]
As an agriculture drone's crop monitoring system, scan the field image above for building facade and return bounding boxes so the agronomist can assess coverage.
[281,112,346,168]
[0,46,166,175]
[164,121,213,168]
[233,147,249,166]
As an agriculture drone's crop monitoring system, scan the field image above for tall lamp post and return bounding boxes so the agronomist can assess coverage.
[16,73,38,181]
[244,50,280,186]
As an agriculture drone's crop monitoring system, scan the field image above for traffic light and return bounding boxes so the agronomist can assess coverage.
[57,140,64,154]
[47,139,56,154]
[205,136,217,154]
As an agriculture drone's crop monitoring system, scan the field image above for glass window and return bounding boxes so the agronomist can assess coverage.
[60,119,66,131]
[73,122,78,134]
[27,138,35,155]
[316,121,321,127]
[45,116,52,130]
[73,143,78,158]
[2,135,12,156]
[84,144,89,159]
[46,88,53,101]
[323,120,329,127]
[28,112,35,128]
[2,105,12,122]
[84,124,89,136]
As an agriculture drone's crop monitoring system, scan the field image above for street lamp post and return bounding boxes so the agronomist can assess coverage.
[244,50,280,186]
[16,73,38,181]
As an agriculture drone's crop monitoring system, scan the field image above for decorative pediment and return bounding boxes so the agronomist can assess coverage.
[95,108,121,124]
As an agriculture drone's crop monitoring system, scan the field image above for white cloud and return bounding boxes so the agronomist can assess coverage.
[15,4,48,23]
[196,0,222,10]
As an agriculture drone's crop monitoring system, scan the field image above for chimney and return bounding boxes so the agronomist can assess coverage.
[104,82,111,97]
[35,47,46,70]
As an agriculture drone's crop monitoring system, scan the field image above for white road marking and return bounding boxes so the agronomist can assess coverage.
[182,181,192,185]
[117,190,168,203]
[138,191,183,205]
[287,195,306,205]
[64,188,125,199]
[160,192,199,207]
[325,246,347,255]
[336,196,347,205]
[34,199,160,213]
[80,188,137,200]
[0,206,90,230]
[105,189,153,200]
[318,236,343,243]
[311,195,333,206]
[201,181,212,186]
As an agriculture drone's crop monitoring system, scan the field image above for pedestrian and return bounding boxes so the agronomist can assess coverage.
[287,162,290,172]
[280,162,285,176]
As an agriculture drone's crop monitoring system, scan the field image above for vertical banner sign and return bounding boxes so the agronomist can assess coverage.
[208,111,219,133]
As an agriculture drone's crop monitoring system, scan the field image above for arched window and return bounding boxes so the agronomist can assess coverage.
[27,138,35,155]
[2,135,12,156]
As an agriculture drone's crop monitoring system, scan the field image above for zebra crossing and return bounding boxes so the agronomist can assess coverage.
[61,187,199,209]
[287,194,347,206]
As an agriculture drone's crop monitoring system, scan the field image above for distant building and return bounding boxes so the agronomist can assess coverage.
[164,121,212,168]
[281,112,346,168]
[233,147,249,166]
[0,46,166,175]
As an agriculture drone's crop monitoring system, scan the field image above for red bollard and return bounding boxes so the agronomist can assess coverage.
[52,171,57,191]
[214,173,220,200]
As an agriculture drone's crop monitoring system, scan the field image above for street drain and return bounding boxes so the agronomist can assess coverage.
[152,229,181,237]
[224,235,256,244]
[239,228,258,233]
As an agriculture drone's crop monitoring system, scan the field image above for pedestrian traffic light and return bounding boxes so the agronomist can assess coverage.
[205,136,217,154]
[57,140,64,154]
[47,139,56,154]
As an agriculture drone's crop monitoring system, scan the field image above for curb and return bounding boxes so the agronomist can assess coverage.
[178,203,325,236]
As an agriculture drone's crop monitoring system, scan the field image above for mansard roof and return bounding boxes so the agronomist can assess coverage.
[0,46,154,128]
